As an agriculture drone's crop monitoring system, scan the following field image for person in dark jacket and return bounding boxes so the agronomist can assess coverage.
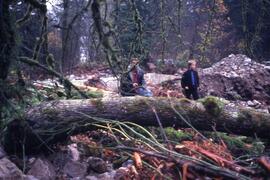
[121,58,153,97]
[181,60,200,100]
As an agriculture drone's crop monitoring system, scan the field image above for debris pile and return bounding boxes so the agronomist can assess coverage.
[3,127,268,179]
[200,54,270,104]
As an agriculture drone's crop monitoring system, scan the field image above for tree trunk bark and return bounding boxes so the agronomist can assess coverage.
[0,0,16,119]
[5,96,270,152]
[0,0,15,80]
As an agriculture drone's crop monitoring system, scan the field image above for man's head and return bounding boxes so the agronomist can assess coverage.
[188,60,197,70]
[130,58,140,72]
[131,58,140,66]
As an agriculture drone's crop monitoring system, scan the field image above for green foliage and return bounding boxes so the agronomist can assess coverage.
[28,84,103,101]
[0,82,32,137]
[129,126,192,143]
[85,90,103,98]
[71,89,103,99]
[200,96,225,116]
[218,133,246,151]
[208,132,265,156]
[164,127,192,142]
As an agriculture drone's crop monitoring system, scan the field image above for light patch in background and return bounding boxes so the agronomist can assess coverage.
[47,0,61,12]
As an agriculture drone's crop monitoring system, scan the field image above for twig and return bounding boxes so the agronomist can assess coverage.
[115,146,250,180]
[151,107,172,152]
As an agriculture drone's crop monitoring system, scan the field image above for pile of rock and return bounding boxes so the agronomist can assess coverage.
[200,54,270,105]
[0,142,134,180]
[0,146,38,180]
[202,54,268,78]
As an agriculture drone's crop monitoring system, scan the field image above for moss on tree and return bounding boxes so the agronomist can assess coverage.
[200,96,225,117]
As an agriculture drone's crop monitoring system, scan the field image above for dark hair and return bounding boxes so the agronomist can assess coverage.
[131,58,139,63]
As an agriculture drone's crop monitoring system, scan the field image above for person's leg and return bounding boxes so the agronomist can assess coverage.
[184,89,192,99]
[192,88,199,100]
[136,87,153,97]
[144,88,153,97]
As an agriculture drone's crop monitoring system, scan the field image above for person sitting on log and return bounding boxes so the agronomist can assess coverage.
[121,58,153,97]
[181,60,200,100]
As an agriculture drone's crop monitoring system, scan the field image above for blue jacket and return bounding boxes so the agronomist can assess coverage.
[181,69,200,89]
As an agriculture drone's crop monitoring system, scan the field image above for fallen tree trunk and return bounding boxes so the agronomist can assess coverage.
[5,96,270,152]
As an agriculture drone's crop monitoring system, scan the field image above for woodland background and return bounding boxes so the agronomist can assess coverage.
[1,0,270,179]
[3,0,270,77]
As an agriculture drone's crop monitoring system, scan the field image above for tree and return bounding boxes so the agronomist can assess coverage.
[224,0,270,61]
[5,96,270,152]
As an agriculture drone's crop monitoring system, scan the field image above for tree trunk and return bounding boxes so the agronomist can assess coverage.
[0,0,15,80]
[0,0,16,118]
[5,96,270,152]
[60,0,69,73]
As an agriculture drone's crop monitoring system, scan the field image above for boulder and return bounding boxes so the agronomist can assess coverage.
[27,158,56,180]
[63,160,87,178]
[49,152,70,170]
[0,157,24,179]
[87,157,109,174]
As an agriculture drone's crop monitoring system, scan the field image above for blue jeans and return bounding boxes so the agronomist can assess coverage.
[136,87,153,97]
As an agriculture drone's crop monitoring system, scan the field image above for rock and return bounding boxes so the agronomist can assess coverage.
[69,178,81,180]
[68,143,80,161]
[63,160,87,178]
[86,168,129,180]
[86,171,116,180]
[28,157,36,164]
[49,152,70,170]
[87,157,108,174]
[247,100,261,108]
[253,100,261,105]
[144,73,179,86]
[244,57,252,63]
[247,100,255,107]
[225,91,242,100]
[228,54,235,58]
[27,158,56,180]
[114,167,130,180]
[253,100,261,108]
[23,175,39,180]
[0,157,24,179]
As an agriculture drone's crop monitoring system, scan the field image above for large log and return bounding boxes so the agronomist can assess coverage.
[5,96,270,152]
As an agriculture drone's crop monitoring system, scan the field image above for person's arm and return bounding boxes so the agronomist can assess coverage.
[196,71,200,87]
[181,72,187,88]
[141,72,146,86]
[138,67,146,87]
